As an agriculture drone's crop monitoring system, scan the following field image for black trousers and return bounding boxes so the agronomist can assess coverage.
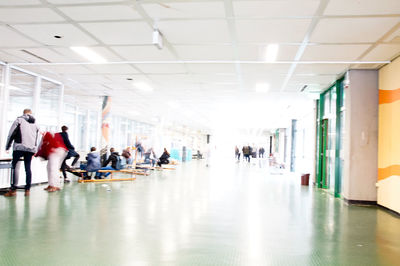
[157,159,169,167]
[11,150,34,190]
[61,150,80,179]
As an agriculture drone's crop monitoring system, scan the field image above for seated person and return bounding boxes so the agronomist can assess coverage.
[83,147,101,180]
[121,147,133,165]
[96,148,121,179]
[143,148,157,167]
[157,148,170,167]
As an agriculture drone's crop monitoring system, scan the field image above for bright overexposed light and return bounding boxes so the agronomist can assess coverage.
[265,44,279,62]
[133,82,154,92]
[70,46,107,63]
[167,101,180,108]
[255,83,270,93]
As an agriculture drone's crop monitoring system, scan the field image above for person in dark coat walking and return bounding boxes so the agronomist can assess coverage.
[60,125,80,183]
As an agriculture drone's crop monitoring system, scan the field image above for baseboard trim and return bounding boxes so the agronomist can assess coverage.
[343,198,377,206]
[377,204,400,217]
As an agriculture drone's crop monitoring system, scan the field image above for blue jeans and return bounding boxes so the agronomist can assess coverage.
[11,150,34,190]
[96,166,115,177]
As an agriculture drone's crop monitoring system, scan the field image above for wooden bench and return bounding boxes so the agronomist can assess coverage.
[74,169,149,183]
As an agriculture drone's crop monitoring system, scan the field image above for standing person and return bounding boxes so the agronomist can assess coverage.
[36,132,68,192]
[157,148,170,167]
[235,146,240,161]
[59,126,80,183]
[259,147,265,158]
[4,109,40,197]
[242,145,250,163]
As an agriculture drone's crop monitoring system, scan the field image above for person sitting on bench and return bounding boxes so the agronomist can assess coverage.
[157,148,170,167]
[60,125,80,183]
[96,148,121,179]
[121,147,133,165]
[144,147,157,167]
[83,147,101,180]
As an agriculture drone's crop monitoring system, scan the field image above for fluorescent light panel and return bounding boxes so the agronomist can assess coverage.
[255,83,270,93]
[70,46,107,63]
[265,44,279,62]
[133,82,153,92]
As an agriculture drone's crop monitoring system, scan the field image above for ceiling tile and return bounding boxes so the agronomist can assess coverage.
[187,64,236,74]
[135,63,186,74]
[112,45,176,61]
[0,26,38,47]
[3,48,71,63]
[33,65,95,75]
[384,27,400,43]
[0,8,65,23]
[157,20,230,44]
[142,2,225,19]
[325,0,400,15]
[310,17,400,43]
[294,64,349,75]
[290,75,338,85]
[0,0,41,5]
[236,19,311,43]
[301,44,371,61]
[59,5,141,21]
[66,74,110,83]
[234,0,319,17]
[175,45,234,60]
[13,23,98,46]
[87,64,139,74]
[47,0,122,3]
[237,44,299,61]
[240,64,290,75]
[80,22,152,45]
[362,44,400,61]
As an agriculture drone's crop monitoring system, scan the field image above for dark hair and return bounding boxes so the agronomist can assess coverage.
[61,126,68,132]
[90,147,96,152]
[110,148,115,152]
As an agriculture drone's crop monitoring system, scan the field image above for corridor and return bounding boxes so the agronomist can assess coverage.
[0,161,399,266]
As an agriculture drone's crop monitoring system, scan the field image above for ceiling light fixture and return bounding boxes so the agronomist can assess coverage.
[133,82,154,92]
[70,46,107,63]
[255,83,270,93]
[265,44,279,62]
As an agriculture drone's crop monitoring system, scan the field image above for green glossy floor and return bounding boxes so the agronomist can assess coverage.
[0,160,399,266]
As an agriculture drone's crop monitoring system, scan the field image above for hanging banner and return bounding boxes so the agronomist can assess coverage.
[101,96,111,159]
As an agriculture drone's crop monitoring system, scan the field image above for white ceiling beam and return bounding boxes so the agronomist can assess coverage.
[280,0,331,92]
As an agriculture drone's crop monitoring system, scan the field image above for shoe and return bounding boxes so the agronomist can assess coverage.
[48,187,60,192]
[64,179,71,183]
[4,190,17,197]
[44,186,52,191]
[24,190,30,196]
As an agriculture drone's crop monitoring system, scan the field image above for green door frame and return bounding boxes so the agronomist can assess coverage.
[316,77,345,196]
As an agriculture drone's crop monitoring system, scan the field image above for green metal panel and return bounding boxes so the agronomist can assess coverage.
[334,78,345,197]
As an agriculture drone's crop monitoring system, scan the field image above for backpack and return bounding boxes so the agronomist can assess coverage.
[115,155,123,170]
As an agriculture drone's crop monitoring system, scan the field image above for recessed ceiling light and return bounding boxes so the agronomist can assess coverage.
[54,35,62,39]
[70,46,107,63]
[265,44,279,62]
[126,78,133,81]
[133,82,153,92]
[255,83,270,93]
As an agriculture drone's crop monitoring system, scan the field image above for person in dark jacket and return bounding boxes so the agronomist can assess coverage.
[157,148,170,167]
[4,109,39,197]
[96,148,120,179]
[60,125,80,183]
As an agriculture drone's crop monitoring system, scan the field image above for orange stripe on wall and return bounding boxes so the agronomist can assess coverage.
[378,165,400,180]
[379,88,400,104]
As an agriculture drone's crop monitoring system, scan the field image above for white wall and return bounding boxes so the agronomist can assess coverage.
[343,70,379,202]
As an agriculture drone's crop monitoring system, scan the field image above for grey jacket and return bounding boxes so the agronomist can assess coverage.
[6,115,40,153]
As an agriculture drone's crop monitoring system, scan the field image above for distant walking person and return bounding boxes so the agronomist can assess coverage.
[259,147,265,158]
[235,146,240,161]
[4,109,40,197]
[60,126,80,183]
[242,145,251,163]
